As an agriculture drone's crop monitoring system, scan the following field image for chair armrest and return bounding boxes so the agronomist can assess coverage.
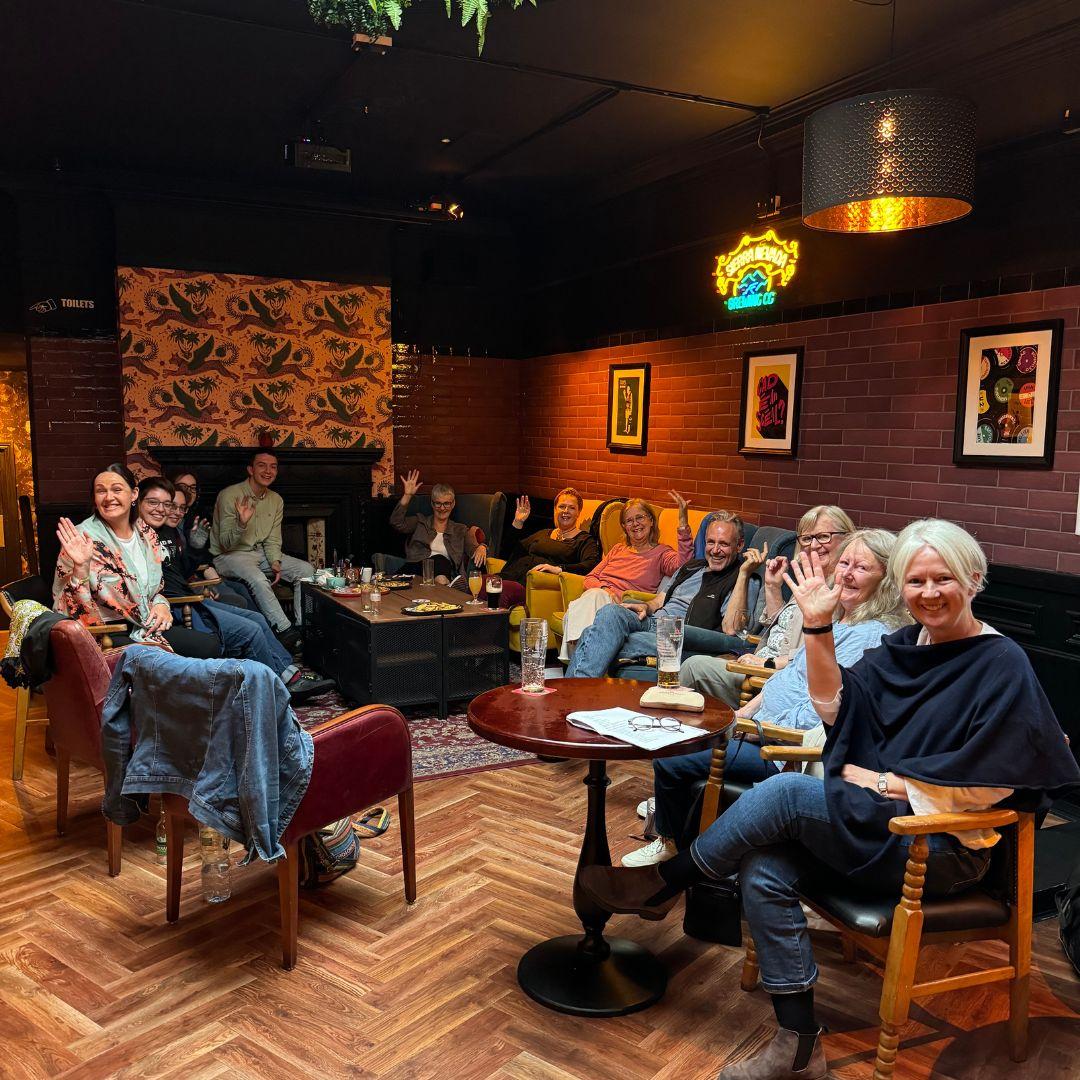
[525,569,563,592]
[185,578,220,591]
[621,590,657,603]
[167,594,207,606]
[86,623,128,637]
[559,572,587,607]
[745,634,761,646]
[888,809,1018,836]
[725,660,775,677]
[759,746,823,762]
[487,557,506,574]
[734,717,805,744]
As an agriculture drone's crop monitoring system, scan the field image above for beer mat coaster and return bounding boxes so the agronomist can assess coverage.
[512,686,558,696]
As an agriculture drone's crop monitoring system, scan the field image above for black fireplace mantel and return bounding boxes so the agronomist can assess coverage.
[153,446,382,561]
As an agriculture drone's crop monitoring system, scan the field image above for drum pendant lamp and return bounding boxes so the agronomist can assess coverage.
[802,89,976,233]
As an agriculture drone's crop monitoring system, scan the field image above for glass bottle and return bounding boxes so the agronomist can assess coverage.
[199,826,231,903]
[155,801,167,865]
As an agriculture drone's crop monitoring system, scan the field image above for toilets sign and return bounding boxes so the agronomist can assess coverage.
[713,229,799,312]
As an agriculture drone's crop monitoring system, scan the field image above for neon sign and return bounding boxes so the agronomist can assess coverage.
[714,229,800,312]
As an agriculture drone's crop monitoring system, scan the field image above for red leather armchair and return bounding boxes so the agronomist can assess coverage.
[40,620,126,875]
[165,703,415,970]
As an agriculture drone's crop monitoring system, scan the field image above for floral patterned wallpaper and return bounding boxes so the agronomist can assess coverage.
[117,267,394,493]
[0,371,35,573]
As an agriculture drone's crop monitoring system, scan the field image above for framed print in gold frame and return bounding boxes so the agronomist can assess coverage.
[606,363,651,453]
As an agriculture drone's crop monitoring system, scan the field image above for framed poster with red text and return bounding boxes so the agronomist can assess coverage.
[738,348,804,457]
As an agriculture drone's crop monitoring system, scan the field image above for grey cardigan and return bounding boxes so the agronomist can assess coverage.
[390,500,478,571]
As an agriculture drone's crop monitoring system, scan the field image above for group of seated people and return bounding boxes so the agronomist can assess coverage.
[52,451,332,701]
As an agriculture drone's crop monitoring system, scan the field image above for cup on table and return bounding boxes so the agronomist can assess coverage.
[467,567,484,606]
[345,567,360,588]
[361,567,372,584]
[655,614,685,689]
[422,557,435,586]
[485,573,503,609]
[520,618,548,694]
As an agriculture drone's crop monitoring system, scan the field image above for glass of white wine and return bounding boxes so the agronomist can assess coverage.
[466,567,484,605]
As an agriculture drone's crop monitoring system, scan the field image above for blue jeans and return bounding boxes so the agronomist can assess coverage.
[213,551,314,631]
[186,598,293,676]
[653,740,776,841]
[566,604,658,677]
[689,772,991,994]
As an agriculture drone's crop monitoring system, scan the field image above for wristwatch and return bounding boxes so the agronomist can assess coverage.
[876,772,889,796]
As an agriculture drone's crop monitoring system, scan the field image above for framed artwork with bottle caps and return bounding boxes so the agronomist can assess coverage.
[953,320,1063,468]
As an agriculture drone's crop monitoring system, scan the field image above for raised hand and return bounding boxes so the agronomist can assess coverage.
[782,549,839,628]
[764,553,789,589]
[513,495,531,526]
[668,489,692,526]
[400,470,422,498]
[235,495,255,527]
[740,540,768,576]
[57,517,94,577]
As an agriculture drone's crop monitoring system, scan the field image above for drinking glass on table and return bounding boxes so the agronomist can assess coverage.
[345,567,360,588]
[520,618,548,694]
[369,582,382,617]
[655,615,685,689]
[485,573,503,609]
[467,566,484,606]
[422,557,436,587]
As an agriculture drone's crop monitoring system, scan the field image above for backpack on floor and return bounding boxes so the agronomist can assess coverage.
[1056,858,1080,977]
[299,816,362,889]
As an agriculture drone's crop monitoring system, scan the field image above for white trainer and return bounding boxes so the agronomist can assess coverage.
[636,797,655,819]
[622,836,677,867]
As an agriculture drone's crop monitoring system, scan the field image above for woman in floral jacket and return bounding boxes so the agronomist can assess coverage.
[53,462,220,657]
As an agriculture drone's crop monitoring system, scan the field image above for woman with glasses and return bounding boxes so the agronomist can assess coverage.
[679,505,855,707]
[558,493,694,662]
[53,463,221,657]
[626,528,910,868]
[390,470,487,585]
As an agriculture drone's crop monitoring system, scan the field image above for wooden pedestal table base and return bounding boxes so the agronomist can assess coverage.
[468,678,733,1017]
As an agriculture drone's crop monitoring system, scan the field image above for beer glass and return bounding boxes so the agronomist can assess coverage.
[655,615,685,689]
[485,573,503,609]
[520,618,548,694]
[467,567,484,606]
[422,557,436,586]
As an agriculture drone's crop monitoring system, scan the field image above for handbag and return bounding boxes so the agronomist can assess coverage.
[683,873,742,946]
[298,816,363,889]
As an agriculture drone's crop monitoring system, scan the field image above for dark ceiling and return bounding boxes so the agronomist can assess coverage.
[1,0,1076,223]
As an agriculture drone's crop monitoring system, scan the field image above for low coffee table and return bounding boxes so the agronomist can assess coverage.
[468,677,733,1017]
[302,580,508,718]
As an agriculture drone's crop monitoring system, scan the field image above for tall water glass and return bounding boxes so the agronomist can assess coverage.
[520,618,548,694]
[655,614,685,689]
[422,557,436,586]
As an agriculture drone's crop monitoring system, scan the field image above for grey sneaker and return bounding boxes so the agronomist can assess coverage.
[621,836,677,867]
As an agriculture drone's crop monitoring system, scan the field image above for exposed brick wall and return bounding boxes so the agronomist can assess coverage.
[28,337,126,504]
[392,351,521,494]
[518,285,1080,575]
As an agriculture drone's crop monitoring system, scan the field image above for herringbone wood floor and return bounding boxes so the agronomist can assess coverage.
[3,680,1080,1079]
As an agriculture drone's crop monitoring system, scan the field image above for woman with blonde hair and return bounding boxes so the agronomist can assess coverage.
[558,492,694,661]
[625,528,910,868]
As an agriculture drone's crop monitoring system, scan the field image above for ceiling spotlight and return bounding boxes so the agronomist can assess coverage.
[415,198,465,221]
[440,137,453,145]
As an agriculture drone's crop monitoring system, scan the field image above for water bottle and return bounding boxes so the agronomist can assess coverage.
[199,826,231,903]
[155,803,167,865]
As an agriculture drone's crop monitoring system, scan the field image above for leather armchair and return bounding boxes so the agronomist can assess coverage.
[165,703,416,970]
[39,620,128,874]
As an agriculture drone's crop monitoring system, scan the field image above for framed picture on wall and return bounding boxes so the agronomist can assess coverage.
[606,363,651,453]
[738,347,804,457]
[953,320,1064,468]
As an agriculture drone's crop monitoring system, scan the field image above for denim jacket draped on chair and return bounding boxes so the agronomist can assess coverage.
[100,646,314,862]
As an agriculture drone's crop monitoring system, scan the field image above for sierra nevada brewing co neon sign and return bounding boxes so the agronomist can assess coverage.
[714,229,799,312]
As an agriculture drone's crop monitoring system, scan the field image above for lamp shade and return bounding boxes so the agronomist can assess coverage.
[802,89,976,233]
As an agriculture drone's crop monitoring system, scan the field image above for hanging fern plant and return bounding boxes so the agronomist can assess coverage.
[308,0,537,53]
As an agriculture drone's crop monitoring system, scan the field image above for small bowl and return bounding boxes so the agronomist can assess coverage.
[324,575,347,590]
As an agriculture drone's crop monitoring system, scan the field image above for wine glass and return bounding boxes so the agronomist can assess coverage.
[345,567,360,590]
[467,567,484,606]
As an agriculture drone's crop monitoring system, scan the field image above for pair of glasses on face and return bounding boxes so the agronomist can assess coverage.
[797,531,847,548]
[141,498,173,510]
[432,501,454,510]
[627,715,683,732]
[175,483,196,496]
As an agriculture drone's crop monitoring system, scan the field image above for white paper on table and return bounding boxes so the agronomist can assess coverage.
[566,706,705,751]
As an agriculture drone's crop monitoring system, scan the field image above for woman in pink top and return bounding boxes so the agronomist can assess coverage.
[559,492,695,661]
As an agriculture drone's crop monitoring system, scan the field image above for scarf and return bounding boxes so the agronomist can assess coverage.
[823,623,1080,885]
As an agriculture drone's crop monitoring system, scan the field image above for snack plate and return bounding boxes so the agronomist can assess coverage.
[401,602,463,616]
[381,579,413,590]
[330,587,363,596]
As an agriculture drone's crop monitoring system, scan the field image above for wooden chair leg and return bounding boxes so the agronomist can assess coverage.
[1008,814,1034,1062]
[56,748,70,837]
[698,739,727,834]
[106,821,122,877]
[873,835,928,1080]
[12,686,30,781]
[740,934,760,991]
[165,812,185,923]
[398,786,417,903]
[841,935,858,963]
[277,841,299,970]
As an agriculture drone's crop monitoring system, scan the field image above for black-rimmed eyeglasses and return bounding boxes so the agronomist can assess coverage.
[797,531,847,547]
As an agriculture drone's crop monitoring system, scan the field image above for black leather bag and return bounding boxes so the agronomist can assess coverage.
[683,874,742,946]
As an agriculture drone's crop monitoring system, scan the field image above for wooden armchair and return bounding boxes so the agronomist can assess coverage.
[166,577,220,629]
[3,576,125,780]
[730,739,1034,1078]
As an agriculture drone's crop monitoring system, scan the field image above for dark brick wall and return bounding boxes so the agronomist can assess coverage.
[27,337,125,505]
[519,285,1080,575]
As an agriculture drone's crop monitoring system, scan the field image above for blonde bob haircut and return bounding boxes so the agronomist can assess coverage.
[888,518,988,596]
[620,498,660,546]
[797,504,855,539]
[835,528,912,630]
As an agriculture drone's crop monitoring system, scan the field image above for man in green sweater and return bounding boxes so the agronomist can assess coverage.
[210,450,313,649]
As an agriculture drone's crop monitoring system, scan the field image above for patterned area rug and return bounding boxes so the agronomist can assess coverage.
[293,685,536,782]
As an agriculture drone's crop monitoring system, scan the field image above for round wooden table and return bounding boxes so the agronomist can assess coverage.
[468,677,734,1017]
